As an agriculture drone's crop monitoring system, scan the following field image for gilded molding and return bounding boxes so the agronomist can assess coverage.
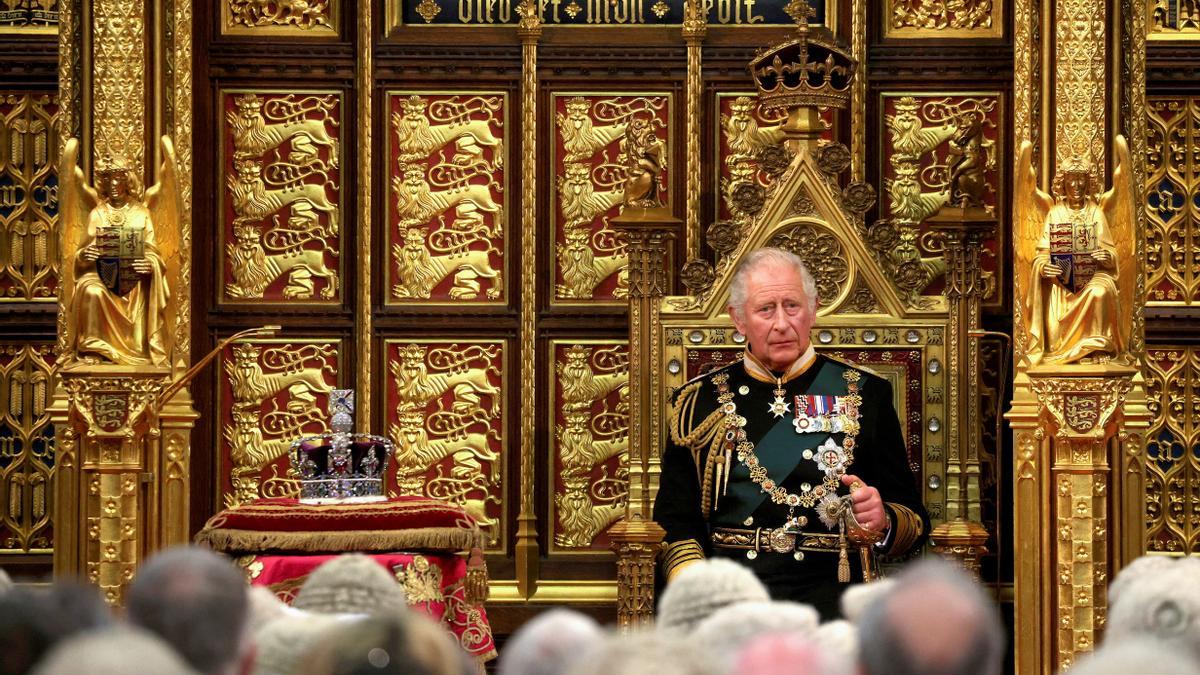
[1054,0,1106,180]
[1145,348,1200,552]
[851,0,866,181]
[0,344,56,553]
[357,0,372,429]
[92,0,146,175]
[222,0,336,36]
[682,0,705,258]
[885,0,1001,38]
[166,0,194,367]
[0,93,61,302]
[515,0,541,597]
[1149,0,1200,39]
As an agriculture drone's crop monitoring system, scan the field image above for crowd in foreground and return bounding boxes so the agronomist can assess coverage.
[0,547,1197,675]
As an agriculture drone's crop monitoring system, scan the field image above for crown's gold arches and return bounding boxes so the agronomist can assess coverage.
[0,0,1184,668]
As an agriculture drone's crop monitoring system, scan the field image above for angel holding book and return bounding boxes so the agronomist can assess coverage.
[60,137,181,367]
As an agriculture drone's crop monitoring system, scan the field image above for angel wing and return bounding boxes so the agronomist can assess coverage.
[145,135,182,369]
[1013,140,1053,353]
[57,138,99,364]
[1100,134,1136,362]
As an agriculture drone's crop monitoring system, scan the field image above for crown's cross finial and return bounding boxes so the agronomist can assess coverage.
[784,0,816,32]
[328,389,354,434]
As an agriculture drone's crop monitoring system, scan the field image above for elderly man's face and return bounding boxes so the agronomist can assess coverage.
[729,263,815,371]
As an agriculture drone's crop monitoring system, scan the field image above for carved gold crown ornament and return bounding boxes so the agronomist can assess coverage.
[749,0,856,112]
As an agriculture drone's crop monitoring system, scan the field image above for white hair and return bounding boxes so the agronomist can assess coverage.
[1069,638,1198,675]
[499,609,603,675]
[566,630,721,675]
[691,601,819,671]
[1106,556,1200,664]
[812,620,858,664]
[728,248,819,319]
[840,578,896,622]
[31,626,198,675]
[656,558,770,635]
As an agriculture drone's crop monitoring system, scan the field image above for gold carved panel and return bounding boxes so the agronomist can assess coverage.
[217,338,341,508]
[552,92,672,304]
[884,0,1001,38]
[0,0,57,33]
[1145,347,1200,553]
[549,340,629,553]
[1149,1,1200,39]
[1145,97,1200,305]
[714,93,833,223]
[0,92,59,301]
[0,343,55,553]
[386,92,508,305]
[220,90,343,304]
[880,92,1005,303]
[385,340,506,548]
[222,0,337,36]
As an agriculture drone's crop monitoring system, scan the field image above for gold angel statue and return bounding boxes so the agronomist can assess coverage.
[60,137,181,367]
[1014,136,1136,366]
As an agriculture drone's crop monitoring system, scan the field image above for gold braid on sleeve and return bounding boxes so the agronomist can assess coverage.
[668,379,724,518]
[885,503,925,555]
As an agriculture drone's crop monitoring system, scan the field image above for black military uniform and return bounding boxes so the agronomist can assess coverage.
[654,347,929,619]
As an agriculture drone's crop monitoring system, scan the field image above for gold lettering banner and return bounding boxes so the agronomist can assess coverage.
[392,0,826,26]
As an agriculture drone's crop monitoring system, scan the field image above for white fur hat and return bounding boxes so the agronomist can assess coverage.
[657,558,770,634]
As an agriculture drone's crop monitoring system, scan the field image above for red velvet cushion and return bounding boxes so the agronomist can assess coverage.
[195,496,481,555]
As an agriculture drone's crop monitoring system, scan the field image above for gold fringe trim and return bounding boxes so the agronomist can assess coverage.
[194,527,477,554]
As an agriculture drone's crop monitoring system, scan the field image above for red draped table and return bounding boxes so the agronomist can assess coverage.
[196,496,495,661]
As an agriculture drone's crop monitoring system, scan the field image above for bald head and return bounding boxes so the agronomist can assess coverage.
[857,559,1003,675]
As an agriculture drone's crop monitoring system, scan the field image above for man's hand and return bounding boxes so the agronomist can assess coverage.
[1041,262,1064,279]
[1091,249,1113,268]
[80,244,101,263]
[841,473,886,533]
[131,258,153,276]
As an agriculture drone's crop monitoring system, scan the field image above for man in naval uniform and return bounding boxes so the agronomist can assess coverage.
[654,247,929,619]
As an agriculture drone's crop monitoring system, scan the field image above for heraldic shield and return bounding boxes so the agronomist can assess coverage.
[95,225,146,296]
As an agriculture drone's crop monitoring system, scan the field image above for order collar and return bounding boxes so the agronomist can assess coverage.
[742,345,817,385]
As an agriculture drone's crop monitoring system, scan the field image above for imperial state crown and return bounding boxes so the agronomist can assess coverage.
[291,389,394,503]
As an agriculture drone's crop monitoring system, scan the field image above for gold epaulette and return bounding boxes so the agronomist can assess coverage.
[822,353,883,379]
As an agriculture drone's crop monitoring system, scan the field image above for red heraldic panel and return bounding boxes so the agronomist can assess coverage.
[552,93,671,304]
[387,92,508,304]
[218,339,341,508]
[549,341,628,553]
[385,340,506,548]
[221,90,343,304]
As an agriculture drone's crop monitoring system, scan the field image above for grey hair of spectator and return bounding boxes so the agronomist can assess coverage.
[811,620,858,665]
[127,545,251,675]
[31,626,198,675]
[728,248,819,319]
[0,581,112,675]
[691,600,819,671]
[304,612,473,675]
[1068,638,1198,675]
[657,558,770,635]
[565,630,722,675]
[839,578,896,623]
[498,608,603,675]
[245,585,290,634]
[1107,554,1179,607]
[856,558,1004,675]
[254,612,345,675]
[1106,556,1200,664]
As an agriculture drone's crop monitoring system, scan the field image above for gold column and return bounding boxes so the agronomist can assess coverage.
[926,210,994,574]
[1010,3,1150,671]
[514,0,542,599]
[682,0,705,258]
[356,0,373,431]
[52,0,196,601]
[610,207,679,629]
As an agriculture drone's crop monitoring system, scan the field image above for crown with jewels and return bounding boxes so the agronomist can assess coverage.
[748,0,856,113]
[291,389,394,503]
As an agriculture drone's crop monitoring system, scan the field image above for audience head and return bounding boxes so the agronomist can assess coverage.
[1106,555,1200,664]
[305,612,472,675]
[253,612,344,675]
[566,630,720,675]
[811,620,858,664]
[127,545,252,675]
[1107,554,1177,607]
[856,558,1003,675]
[691,600,819,671]
[498,608,603,675]
[293,553,408,615]
[1068,638,1197,675]
[657,558,770,634]
[0,581,112,675]
[732,632,850,675]
[245,586,289,634]
[31,626,197,675]
[839,578,895,622]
